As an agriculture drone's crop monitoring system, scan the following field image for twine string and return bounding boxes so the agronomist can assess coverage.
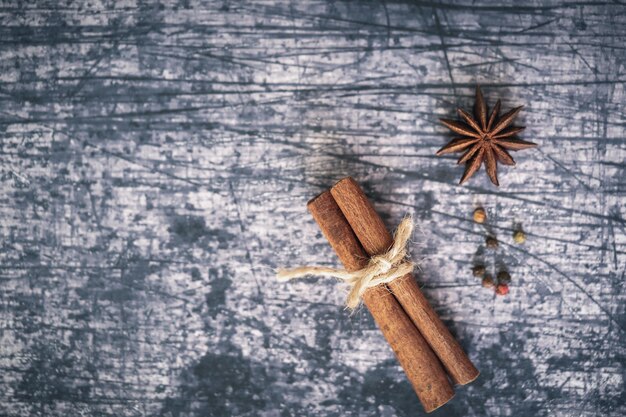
[276,216,415,309]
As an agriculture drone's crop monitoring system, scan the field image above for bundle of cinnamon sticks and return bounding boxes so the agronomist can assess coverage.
[307,177,478,412]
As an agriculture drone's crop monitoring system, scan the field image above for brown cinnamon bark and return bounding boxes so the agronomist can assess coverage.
[331,177,480,385]
[307,191,454,413]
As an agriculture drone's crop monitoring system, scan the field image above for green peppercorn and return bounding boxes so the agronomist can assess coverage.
[513,230,526,244]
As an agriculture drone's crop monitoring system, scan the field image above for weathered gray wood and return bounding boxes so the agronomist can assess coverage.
[0,1,624,416]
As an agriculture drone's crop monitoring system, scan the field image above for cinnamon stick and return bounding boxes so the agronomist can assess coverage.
[331,177,480,385]
[307,191,454,413]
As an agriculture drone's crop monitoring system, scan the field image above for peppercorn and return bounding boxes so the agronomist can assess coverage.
[472,265,486,277]
[495,283,509,296]
[473,208,486,224]
[486,236,498,249]
[497,270,511,284]
[513,230,526,244]
[482,275,495,288]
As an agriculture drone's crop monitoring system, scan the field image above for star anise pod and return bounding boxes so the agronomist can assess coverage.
[436,86,537,186]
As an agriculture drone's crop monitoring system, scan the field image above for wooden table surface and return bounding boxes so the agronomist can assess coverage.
[1,1,624,416]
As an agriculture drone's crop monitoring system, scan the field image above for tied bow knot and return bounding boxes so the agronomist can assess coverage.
[276,216,416,309]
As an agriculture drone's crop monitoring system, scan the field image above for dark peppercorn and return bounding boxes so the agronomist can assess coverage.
[472,265,486,277]
[497,270,511,284]
[486,236,498,249]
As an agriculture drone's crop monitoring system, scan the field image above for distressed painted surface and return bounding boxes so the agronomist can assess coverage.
[0,1,625,416]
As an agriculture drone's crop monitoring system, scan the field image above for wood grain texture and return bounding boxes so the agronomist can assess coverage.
[308,191,454,412]
[0,1,624,417]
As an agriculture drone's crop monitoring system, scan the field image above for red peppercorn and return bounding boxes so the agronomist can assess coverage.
[495,283,509,296]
